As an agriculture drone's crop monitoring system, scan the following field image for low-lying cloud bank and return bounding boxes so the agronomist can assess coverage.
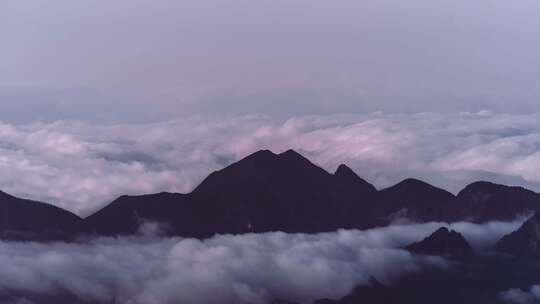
[0,219,525,304]
[3,112,540,215]
[499,286,540,304]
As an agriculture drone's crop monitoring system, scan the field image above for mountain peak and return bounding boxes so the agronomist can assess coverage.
[242,149,277,162]
[458,181,503,196]
[231,149,314,169]
[0,190,85,241]
[431,227,451,237]
[277,149,311,162]
[496,212,540,257]
[457,181,532,198]
[393,178,442,191]
[334,164,355,177]
[382,178,454,198]
[405,227,474,259]
[376,178,455,224]
[453,180,540,223]
[334,164,377,193]
[191,148,333,196]
[381,178,454,203]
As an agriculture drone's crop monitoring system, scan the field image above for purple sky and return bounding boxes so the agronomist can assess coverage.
[2,0,540,122]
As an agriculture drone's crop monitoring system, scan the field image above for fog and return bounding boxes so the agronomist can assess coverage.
[500,286,540,304]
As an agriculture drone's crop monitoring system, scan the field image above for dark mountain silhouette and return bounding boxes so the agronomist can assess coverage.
[376,179,455,224]
[451,181,540,222]
[311,256,540,304]
[2,149,540,240]
[188,150,380,233]
[405,227,474,259]
[85,150,488,238]
[333,164,377,194]
[0,191,84,241]
[496,212,540,257]
[85,192,189,236]
[87,150,380,238]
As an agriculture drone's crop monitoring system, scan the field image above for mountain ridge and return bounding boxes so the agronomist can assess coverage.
[496,212,540,257]
[1,149,540,241]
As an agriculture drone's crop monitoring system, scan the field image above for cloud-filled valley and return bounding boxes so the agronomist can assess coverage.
[0,218,527,304]
[2,112,540,215]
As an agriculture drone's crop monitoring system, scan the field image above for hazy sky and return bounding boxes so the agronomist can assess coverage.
[2,0,540,123]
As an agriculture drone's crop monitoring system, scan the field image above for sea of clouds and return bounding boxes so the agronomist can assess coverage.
[2,112,540,215]
[0,218,527,304]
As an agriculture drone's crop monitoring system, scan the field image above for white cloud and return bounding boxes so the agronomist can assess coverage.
[0,230,437,304]
[3,112,540,215]
[1,218,522,304]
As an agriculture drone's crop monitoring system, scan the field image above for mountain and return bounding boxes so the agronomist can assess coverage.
[496,212,540,257]
[405,227,474,259]
[451,181,540,222]
[85,150,540,238]
[0,191,85,241]
[86,150,380,238]
[333,164,377,194]
[85,192,189,236]
[376,179,455,224]
[4,149,540,241]
[189,150,381,233]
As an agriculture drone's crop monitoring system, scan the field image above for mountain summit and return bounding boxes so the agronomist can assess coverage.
[376,179,455,223]
[87,149,379,238]
[405,227,474,259]
[334,164,377,194]
[452,181,540,222]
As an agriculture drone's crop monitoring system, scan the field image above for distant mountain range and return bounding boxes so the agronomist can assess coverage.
[1,149,540,243]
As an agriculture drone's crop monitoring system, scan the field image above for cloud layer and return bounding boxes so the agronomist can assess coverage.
[0,218,524,304]
[500,286,540,304]
[3,112,540,215]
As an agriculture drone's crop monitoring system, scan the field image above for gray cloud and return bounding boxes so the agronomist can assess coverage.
[0,218,524,304]
[499,286,540,304]
[4,112,540,215]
